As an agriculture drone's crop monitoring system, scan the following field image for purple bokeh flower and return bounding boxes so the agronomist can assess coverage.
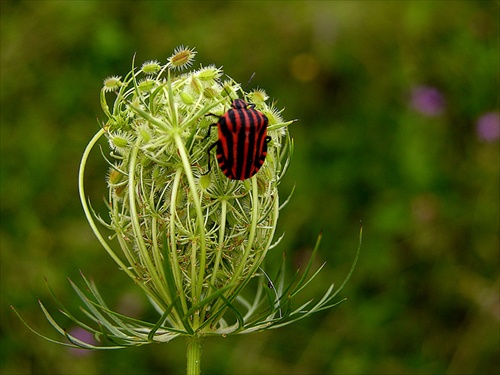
[476,111,500,142]
[67,327,97,357]
[410,85,446,116]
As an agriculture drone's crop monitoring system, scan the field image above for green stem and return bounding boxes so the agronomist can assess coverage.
[169,168,189,315]
[128,139,171,306]
[174,132,207,328]
[186,335,203,375]
[79,129,140,282]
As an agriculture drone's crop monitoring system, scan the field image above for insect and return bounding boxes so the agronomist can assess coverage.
[204,98,270,180]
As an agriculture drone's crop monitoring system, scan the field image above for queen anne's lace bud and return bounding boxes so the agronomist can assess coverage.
[15,47,359,364]
[93,47,293,337]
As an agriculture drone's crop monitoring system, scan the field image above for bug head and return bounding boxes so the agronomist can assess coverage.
[222,73,257,110]
[231,98,249,109]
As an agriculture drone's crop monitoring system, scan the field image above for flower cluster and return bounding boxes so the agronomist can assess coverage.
[92,46,293,339]
[14,47,359,356]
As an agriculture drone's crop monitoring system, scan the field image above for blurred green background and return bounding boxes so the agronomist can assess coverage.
[1,1,498,374]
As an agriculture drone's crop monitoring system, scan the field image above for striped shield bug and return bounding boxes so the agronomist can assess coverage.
[204,97,270,180]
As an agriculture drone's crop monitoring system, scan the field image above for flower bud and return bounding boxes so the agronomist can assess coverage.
[97,46,293,335]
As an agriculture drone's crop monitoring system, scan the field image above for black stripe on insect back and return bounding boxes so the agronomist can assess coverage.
[254,115,268,170]
[227,108,240,179]
[244,108,259,179]
[234,109,248,180]
[221,109,243,178]
[217,115,234,176]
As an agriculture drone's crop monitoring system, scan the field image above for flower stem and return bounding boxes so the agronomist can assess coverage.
[186,335,203,375]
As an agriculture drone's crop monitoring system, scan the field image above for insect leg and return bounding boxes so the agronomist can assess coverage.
[203,141,219,175]
[203,123,218,141]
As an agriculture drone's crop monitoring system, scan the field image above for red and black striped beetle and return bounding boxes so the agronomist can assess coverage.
[204,98,270,180]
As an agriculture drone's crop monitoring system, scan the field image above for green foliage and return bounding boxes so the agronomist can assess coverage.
[1,1,498,374]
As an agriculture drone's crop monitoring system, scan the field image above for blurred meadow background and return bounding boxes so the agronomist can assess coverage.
[1,1,499,374]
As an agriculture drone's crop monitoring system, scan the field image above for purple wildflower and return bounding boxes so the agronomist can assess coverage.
[476,111,500,142]
[67,327,97,357]
[410,85,446,116]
